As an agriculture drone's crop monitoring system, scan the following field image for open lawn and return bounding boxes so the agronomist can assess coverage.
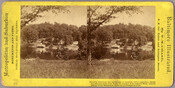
[20,59,155,79]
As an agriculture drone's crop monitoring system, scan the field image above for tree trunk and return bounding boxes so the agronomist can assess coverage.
[87,6,92,65]
[87,26,92,65]
[152,39,155,51]
[87,42,92,65]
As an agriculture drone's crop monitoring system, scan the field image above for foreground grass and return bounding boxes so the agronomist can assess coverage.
[20,59,155,78]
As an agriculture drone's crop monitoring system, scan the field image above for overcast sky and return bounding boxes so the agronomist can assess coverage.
[105,6,155,27]
[29,6,155,27]
[30,6,87,27]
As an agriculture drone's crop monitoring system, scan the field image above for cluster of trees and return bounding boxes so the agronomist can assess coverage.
[21,22,154,60]
[21,22,85,45]
[93,23,154,46]
[22,22,154,47]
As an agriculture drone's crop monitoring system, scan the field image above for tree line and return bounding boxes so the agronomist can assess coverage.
[22,22,154,47]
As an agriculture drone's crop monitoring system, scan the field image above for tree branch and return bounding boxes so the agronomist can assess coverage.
[91,9,114,31]
[21,9,41,28]
[89,6,100,18]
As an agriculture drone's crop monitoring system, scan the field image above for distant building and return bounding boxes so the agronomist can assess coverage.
[36,43,47,53]
[111,39,117,44]
[73,41,78,45]
[110,44,120,54]
[141,42,153,51]
[147,42,152,46]
[64,41,79,51]
[51,45,58,50]
[58,40,65,45]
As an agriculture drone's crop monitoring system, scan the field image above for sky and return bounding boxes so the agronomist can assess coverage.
[30,6,87,27]
[29,6,155,27]
[105,6,155,27]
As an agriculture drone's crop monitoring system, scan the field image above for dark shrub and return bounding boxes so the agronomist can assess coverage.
[102,49,113,59]
[138,51,155,60]
[37,48,79,60]
[37,52,56,60]
[21,43,37,59]
[77,40,87,60]
[113,53,129,60]
[92,44,108,59]
[60,48,79,60]
[77,49,87,60]
[68,50,79,60]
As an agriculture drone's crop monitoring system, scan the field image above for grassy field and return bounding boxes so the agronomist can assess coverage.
[20,59,155,79]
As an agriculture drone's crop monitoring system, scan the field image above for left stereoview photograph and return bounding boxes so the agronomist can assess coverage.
[20,6,155,79]
[20,6,87,78]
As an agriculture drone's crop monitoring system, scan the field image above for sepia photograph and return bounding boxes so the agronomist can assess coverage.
[20,6,155,79]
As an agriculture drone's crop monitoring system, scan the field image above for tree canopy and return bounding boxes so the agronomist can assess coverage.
[21,6,68,28]
[21,22,154,47]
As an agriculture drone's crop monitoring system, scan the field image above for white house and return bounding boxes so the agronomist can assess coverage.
[36,43,47,53]
[110,44,121,54]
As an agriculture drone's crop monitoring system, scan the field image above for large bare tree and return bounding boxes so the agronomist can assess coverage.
[87,6,142,65]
